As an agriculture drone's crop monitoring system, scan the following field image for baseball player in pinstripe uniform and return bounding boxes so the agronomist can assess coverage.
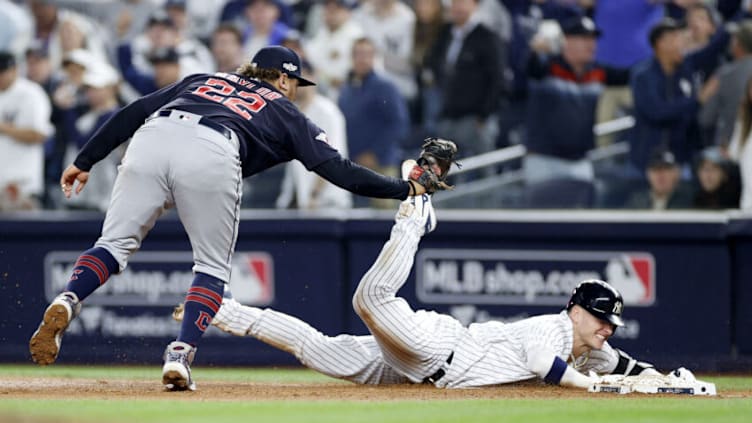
[176,194,658,388]
[28,46,443,392]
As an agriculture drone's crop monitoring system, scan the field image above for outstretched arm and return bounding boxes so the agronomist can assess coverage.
[526,348,598,389]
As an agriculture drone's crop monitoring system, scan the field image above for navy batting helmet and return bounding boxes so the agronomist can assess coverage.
[566,280,624,327]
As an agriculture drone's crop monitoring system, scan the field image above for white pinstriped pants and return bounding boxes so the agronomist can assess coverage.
[352,214,464,384]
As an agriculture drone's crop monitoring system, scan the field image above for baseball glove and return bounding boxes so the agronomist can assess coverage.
[405,138,459,194]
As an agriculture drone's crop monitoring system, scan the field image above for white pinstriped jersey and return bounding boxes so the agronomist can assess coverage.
[436,311,619,388]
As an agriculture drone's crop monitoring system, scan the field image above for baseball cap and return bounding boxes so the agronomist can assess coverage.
[251,46,316,86]
[148,11,176,28]
[649,18,685,47]
[62,48,95,68]
[561,16,601,37]
[0,51,16,71]
[148,47,180,64]
[82,62,120,88]
[648,149,678,169]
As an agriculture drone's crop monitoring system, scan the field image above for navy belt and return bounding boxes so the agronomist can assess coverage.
[152,110,233,140]
[423,351,454,384]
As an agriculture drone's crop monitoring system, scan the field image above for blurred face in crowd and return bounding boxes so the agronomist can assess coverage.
[247,0,280,34]
[562,34,597,69]
[415,0,443,24]
[30,0,58,29]
[85,84,118,110]
[686,6,715,43]
[372,0,395,12]
[148,23,179,49]
[153,61,180,88]
[166,5,188,32]
[647,165,680,197]
[449,0,477,27]
[655,30,686,66]
[25,53,52,84]
[697,160,726,193]
[0,67,17,91]
[323,1,350,31]
[62,62,86,85]
[352,39,375,78]
[211,28,243,69]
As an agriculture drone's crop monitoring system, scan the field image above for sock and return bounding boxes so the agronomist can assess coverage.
[64,247,119,301]
[177,273,225,346]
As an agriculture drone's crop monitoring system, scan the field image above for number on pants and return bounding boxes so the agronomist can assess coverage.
[191,78,266,120]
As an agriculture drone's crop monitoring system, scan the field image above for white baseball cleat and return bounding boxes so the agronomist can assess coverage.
[29,292,81,365]
[162,341,197,391]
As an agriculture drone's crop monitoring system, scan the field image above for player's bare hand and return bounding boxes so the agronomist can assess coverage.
[60,164,89,198]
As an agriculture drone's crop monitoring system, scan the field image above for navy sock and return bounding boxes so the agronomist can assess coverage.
[64,247,119,301]
[177,273,225,346]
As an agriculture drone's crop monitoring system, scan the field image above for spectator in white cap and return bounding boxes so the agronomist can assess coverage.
[61,61,122,212]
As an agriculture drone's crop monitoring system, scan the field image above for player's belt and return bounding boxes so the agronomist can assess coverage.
[151,110,234,140]
[423,351,454,384]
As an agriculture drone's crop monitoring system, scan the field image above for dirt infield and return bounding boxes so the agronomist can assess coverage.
[1,377,750,401]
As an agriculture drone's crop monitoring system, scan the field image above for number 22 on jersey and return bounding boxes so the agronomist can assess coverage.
[191,78,266,120]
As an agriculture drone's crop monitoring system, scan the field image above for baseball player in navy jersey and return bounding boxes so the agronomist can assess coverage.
[175,193,659,388]
[28,46,435,392]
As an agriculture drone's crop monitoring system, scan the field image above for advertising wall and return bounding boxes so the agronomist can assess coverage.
[0,210,745,370]
[0,213,346,366]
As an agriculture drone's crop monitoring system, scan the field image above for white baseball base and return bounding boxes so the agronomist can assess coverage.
[588,368,717,396]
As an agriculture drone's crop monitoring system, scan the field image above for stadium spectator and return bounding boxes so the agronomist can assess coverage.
[161,0,215,70]
[692,147,741,209]
[699,20,752,148]
[593,0,664,147]
[28,0,108,70]
[424,0,505,160]
[304,0,364,99]
[61,62,122,211]
[353,0,417,101]
[0,0,33,57]
[338,37,409,208]
[628,18,729,177]
[277,63,352,210]
[728,74,752,210]
[240,0,291,58]
[24,42,67,208]
[121,11,211,86]
[684,3,726,83]
[625,149,693,210]
[412,0,445,135]
[523,16,629,184]
[163,0,226,43]
[0,51,54,211]
[210,24,245,74]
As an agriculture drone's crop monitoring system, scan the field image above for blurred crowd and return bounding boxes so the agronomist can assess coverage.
[0,0,751,212]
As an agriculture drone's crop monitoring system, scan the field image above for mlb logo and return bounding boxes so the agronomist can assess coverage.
[229,253,275,305]
[604,254,655,306]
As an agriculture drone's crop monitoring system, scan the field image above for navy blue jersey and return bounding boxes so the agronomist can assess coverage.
[75,72,339,178]
[72,72,409,200]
